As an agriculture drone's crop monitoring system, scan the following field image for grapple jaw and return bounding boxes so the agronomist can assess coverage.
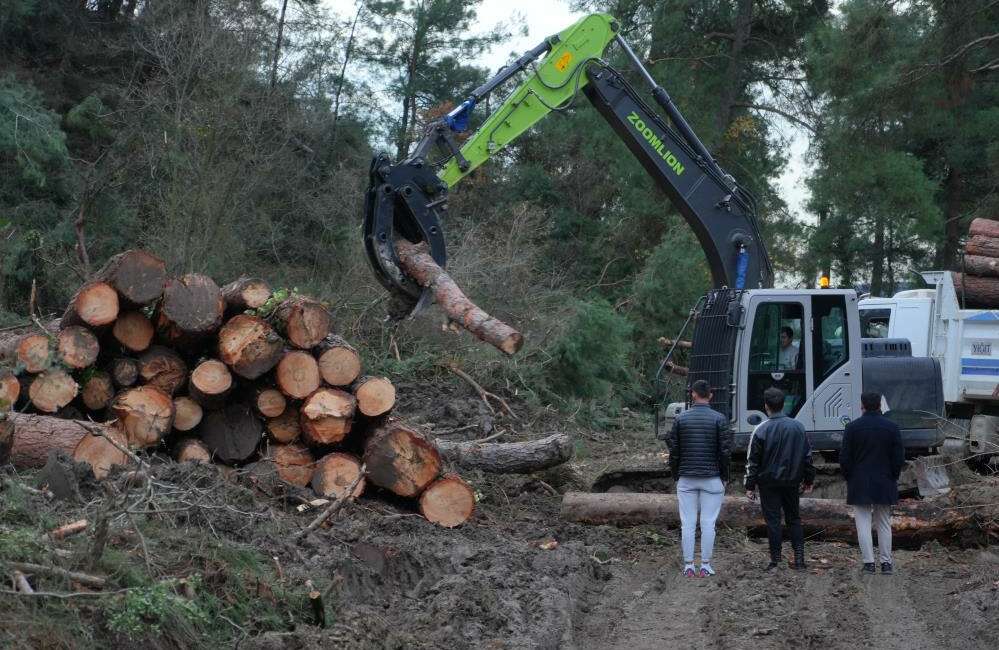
[363,153,449,320]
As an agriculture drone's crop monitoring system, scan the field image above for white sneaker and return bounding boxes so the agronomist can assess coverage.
[698,563,715,577]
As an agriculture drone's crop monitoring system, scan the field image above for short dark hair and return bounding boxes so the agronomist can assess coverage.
[861,391,882,411]
[780,326,793,339]
[691,380,711,399]
[763,387,785,413]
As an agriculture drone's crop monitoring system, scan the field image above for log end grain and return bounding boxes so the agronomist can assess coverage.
[311,452,365,498]
[28,370,79,413]
[222,277,272,312]
[16,334,53,373]
[275,297,331,349]
[175,437,212,463]
[255,388,286,418]
[111,357,139,388]
[172,397,204,432]
[73,426,130,480]
[199,402,262,464]
[189,359,233,407]
[217,314,284,380]
[300,388,356,446]
[353,376,396,417]
[138,345,188,396]
[315,336,361,386]
[0,371,19,410]
[112,311,154,353]
[80,371,114,411]
[266,408,302,444]
[363,424,442,498]
[67,282,119,327]
[57,326,100,369]
[266,442,315,487]
[275,351,320,399]
[419,474,475,527]
[111,386,175,448]
[97,249,167,306]
[156,274,224,343]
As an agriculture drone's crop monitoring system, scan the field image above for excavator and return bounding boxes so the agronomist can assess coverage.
[362,13,949,478]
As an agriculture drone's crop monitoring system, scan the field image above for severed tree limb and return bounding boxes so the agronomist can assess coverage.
[435,433,572,474]
[5,561,106,589]
[49,520,88,540]
[395,239,524,356]
[294,464,366,540]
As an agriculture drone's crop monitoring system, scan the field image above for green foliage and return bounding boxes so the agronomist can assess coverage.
[105,578,211,640]
[0,75,70,193]
[64,95,110,140]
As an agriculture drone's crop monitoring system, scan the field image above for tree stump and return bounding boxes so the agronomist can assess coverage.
[300,388,355,446]
[138,345,188,396]
[199,402,262,464]
[217,314,284,380]
[111,386,175,448]
[273,297,331,349]
[172,397,204,432]
[351,376,396,417]
[80,371,115,411]
[221,276,272,314]
[156,274,225,344]
[189,359,233,410]
[95,249,167,307]
[29,370,79,413]
[112,311,154,353]
[62,281,119,329]
[57,326,100,369]
[363,423,441,497]
[275,351,320,399]
[419,474,475,527]
[265,442,315,487]
[314,335,361,386]
[311,452,365,498]
[266,407,301,444]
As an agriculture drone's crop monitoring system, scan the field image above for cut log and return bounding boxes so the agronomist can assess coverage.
[963,255,999,278]
[273,297,331,349]
[80,371,114,411]
[351,376,396,417]
[363,423,441,497]
[265,442,315,487]
[110,386,174,448]
[62,281,119,329]
[155,274,224,344]
[112,311,154,353]
[314,335,362,386]
[28,370,79,413]
[94,249,166,307]
[952,272,999,308]
[198,402,262,464]
[434,433,572,474]
[217,314,284,380]
[275,350,320,399]
[657,337,693,350]
[189,359,233,410]
[665,361,689,377]
[110,356,139,388]
[968,217,999,240]
[221,276,272,314]
[56,326,100,369]
[311,452,365,498]
[172,397,204,432]
[2,333,52,373]
[266,407,301,444]
[1,413,97,468]
[73,426,130,479]
[0,370,19,410]
[174,437,212,463]
[964,235,999,259]
[419,474,475,527]
[395,239,523,355]
[300,388,356,447]
[255,388,286,418]
[138,345,188,396]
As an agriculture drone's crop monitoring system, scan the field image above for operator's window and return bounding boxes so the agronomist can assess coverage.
[747,302,805,417]
[860,308,891,338]
[813,295,849,384]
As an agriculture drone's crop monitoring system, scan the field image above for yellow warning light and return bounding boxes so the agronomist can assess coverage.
[819,276,830,289]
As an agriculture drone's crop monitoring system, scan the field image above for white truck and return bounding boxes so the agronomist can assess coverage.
[858,271,999,462]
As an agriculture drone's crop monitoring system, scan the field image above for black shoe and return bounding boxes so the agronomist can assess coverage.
[862,563,876,574]
[765,561,780,571]
[880,562,893,575]
[792,547,806,571]
[792,560,806,571]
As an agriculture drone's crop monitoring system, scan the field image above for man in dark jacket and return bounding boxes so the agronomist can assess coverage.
[744,387,816,570]
[841,391,905,575]
[665,380,733,577]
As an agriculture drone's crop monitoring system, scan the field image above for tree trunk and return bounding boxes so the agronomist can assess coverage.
[963,255,999,277]
[272,297,331,349]
[264,442,314,487]
[300,387,356,446]
[314,335,362,386]
[363,422,441,497]
[110,356,139,388]
[965,235,999,258]
[217,314,284,379]
[110,386,175,448]
[94,249,166,308]
[174,437,211,463]
[871,217,886,296]
[62,281,119,329]
[221,276,272,315]
[434,433,572,474]
[714,0,753,141]
[311,452,365,498]
[254,388,286,418]
[351,376,395,417]
[0,370,19,409]
[275,350,320,399]
[1,333,52,373]
[138,345,188,396]
[57,326,99,369]
[172,396,203,432]
[952,272,999,308]
[73,426,129,479]
[394,239,524,355]
[28,370,79,413]
[266,407,302,444]
[198,402,262,464]
[155,274,224,345]
[270,0,290,89]
[1,412,95,468]
[112,311,154,353]
[419,474,475,527]
[80,371,115,411]
[188,359,233,410]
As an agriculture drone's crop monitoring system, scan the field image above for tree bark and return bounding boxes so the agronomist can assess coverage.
[963,254,999,278]
[94,249,166,308]
[198,402,262,464]
[715,0,753,140]
[952,272,999,308]
[62,281,119,329]
[217,314,284,380]
[314,335,361,386]
[363,422,441,498]
[112,311,154,353]
[57,326,99,369]
[969,218,999,239]
[80,371,114,411]
[138,345,188,396]
[965,235,999,258]
[172,396,203,432]
[28,370,79,413]
[275,350,320,399]
[155,274,224,345]
[264,442,314,487]
[419,474,475,527]
[273,297,331,349]
[311,452,365,498]
[300,387,355,446]
[188,359,233,410]
[269,0,290,89]
[351,375,395,417]
[394,239,524,355]
[434,433,572,474]
[110,386,175,448]
[1,412,95,468]
[221,276,272,315]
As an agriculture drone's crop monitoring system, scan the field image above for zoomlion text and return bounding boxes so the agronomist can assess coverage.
[627,111,685,176]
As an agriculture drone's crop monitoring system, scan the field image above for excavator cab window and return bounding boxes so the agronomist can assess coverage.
[860,308,891,338]
[747,302,806,417]
[812,295,849,384]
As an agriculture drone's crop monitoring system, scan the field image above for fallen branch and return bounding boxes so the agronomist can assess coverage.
[5,561,106,588]
[49,519,89,540]
[443,362,516,419]
[294,464,366,540]
[657,337,692,349]
[434,433,572,474]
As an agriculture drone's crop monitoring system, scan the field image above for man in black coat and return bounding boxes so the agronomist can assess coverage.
[841,391,905,575]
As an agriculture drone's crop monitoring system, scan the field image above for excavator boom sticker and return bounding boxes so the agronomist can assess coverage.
[627,111,685,176]
[554,51,573,71]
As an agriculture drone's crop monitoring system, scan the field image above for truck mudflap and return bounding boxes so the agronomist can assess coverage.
[732,427,945,453]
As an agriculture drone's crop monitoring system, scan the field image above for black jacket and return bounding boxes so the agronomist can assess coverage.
[840,411,905,505]
[665,404,733,480]
[744,414,816,490]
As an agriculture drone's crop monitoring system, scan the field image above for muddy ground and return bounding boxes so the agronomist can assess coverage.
[2,377,999,649]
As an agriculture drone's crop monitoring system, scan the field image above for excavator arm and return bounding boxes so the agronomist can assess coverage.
[363,12,773,318]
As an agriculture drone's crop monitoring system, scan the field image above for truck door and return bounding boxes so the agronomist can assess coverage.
[809,294,859,433]
[740,298,810,429]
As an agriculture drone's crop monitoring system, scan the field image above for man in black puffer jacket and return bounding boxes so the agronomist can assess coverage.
[664,380,732,577]
[744,387,816,571]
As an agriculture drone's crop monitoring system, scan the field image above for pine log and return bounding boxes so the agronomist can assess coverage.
[73,426,130,479]
[265,442,315,487]
[189,359,233,410]
[62,281,119,329]
[1,412,93,468]
[172,397,204,432]
[255,388,286,418]
[419,474,475,528]
[156,274,225,344]
[969,217,999,240]
[217,314,284,380]
[0,370,19,410]
[434,433,572,474]
[300,388,355,446]
[28,370,79,413]
[198,402,262,464]
[57,326,100,369]
[94,249,166,307]
[110,356,139,388]
[351,376,396,417]
[395,239,523,356]
[964,235,999,259]
[138,345,187,396]
[311,452,365,498]
[2,333,52,373]
[174,437,212,463]
[963,255,999,278]
[112,311,154,353]
[363,423,442,497]
[275,351,320,399]
[273,297,331,349]
[314,335,362,386]
[80,371,115,411]
[952,272,999,308]
[266,407,301,443]
[111,386,175,448]
[221,276,272,314]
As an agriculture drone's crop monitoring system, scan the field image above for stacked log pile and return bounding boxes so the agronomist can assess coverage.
[956,218,999,307]
[0,249,475,527]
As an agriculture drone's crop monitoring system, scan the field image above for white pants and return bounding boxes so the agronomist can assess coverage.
[676,476,725,564]
[853,504,893,564]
